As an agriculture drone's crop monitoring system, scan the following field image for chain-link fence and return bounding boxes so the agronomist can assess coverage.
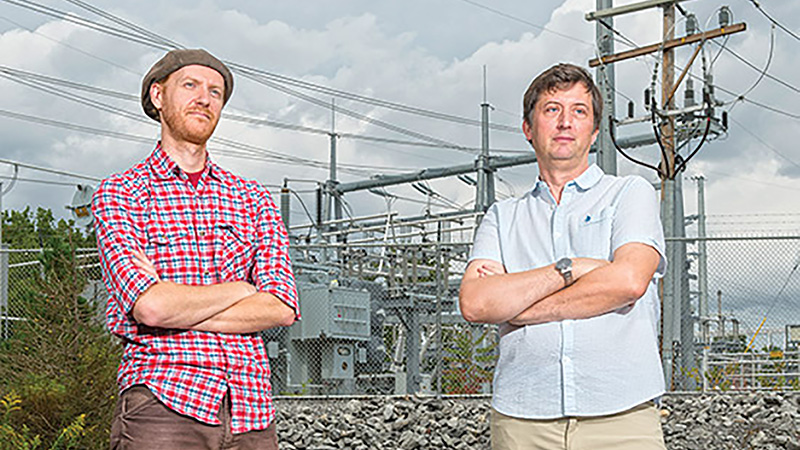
[0,247,104,339]
[667,236,800,392]
[2,234,799,395]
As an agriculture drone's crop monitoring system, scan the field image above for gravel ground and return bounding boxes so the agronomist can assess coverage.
[273,393,800,449]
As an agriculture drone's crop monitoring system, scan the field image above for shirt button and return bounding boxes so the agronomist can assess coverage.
[199,230,206,237]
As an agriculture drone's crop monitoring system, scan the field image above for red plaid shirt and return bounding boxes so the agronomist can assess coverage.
[93,145,298,433]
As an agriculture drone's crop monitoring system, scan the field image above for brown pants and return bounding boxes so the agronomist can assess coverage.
[491,402,666,450]
[110,385,278,450]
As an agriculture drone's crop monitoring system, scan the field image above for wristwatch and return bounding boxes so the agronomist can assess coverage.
[555,257,574,286]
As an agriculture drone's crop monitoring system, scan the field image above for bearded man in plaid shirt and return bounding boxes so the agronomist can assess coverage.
[93,49,299,450]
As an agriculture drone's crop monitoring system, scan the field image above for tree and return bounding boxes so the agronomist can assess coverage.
[0,208,117,448]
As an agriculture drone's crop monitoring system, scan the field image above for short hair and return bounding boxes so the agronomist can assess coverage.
[522,63,602,131]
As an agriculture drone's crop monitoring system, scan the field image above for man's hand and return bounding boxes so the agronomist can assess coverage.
[507,243,660,326]
[477,260,507,278]
[132,249,160,281]
[129,248,294,333]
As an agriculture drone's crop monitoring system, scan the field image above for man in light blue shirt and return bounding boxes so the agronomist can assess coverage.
[460,63,667,450]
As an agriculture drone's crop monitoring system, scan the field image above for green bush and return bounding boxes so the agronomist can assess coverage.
[0,221,119,449]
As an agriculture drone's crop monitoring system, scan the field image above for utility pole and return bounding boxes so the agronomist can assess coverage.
[327,98,341,224]
[595,0,617,175]
[476,65,495,212]
[693,175,708,319]
[585,0,747,391]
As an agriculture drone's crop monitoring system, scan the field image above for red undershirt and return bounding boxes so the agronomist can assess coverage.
[186,170,203,188]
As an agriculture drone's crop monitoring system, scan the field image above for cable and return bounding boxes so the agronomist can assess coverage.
[746,0,800,43]
[744,255,800,353]
[608,114,665,177]
[0,175,81,186]
[710,40,800,95]
[728,116,800,171]
[0,14,140,76]
[701,169,800,192]
[673,116,712,174]
[0,65,526,154]
[726,25,776,113]
[0,157,102,182]
[32,0,522,134]
[454,0,594,47]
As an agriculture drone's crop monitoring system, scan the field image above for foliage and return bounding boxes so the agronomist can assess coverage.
[1,206,95,250]
[0,210,119,449]
[441,326,496,394]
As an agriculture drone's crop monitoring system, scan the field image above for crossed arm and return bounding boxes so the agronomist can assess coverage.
[458,242,660,325]
[132,249,296,334]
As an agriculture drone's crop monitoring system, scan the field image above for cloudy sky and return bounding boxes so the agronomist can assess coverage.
[1,1,798,341]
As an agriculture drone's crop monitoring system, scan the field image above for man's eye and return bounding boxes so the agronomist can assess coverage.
[545,106,559,114]
[211,89,222,98]
[574,108,587,116]
[184,82,195,88]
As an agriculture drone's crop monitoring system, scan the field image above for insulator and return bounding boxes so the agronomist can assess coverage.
[719,6,731,28]
[644,89,651,107]
[722,111,728,129]
[684,78,696,108]
[686,14,698,35]
[628,101,634,118]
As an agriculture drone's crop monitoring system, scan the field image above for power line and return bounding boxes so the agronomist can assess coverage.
[702,169,800,192]
[454,0,594,47]
[746,0,800,43]
[710,40,800,95]
[0,14,140,75]
[0,108,408,176]
[0,65,527,154]
[0,157,102,182]
[0,174,83,187]
[6,0,520,135]
[728,116,800,170]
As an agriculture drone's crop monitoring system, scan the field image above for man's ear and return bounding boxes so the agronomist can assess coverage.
[150,82,164,110]
[522,120,534,147]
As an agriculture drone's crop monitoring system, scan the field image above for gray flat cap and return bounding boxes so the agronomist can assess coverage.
[141,49,234,121]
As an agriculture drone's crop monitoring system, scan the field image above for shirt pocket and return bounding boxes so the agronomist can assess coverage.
[145,222,191,278]
[214,222,256,282]
[569,205,615,259]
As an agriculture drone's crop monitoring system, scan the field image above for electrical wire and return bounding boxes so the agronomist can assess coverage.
[0,65,526,154]
[709,39,800,95]
[0,175,81,186]
[744,255,800,353]
[19,0,522,134]
[726,25,776,113]
[0,14,140,76]
[728,116,800,171]
[746,0,800,43]
[0,157,102,182]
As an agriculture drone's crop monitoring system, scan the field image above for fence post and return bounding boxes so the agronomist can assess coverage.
[435,225,444,397]
[1,244,7,339]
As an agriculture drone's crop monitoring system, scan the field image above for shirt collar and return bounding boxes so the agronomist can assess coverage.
[148,142,222,182]
[573,164,604,190]
[530,163,604,196]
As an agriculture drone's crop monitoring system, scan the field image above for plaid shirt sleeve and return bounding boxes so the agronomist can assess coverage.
[93,178,158,316]
[252,188,299,319]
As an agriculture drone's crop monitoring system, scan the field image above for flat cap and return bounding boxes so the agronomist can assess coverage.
[141,49,234,121]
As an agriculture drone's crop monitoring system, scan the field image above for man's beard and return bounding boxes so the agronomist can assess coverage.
[161,103,219,146]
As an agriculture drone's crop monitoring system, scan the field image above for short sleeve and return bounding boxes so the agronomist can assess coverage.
[611,177,667,278]
[469,203,503,264]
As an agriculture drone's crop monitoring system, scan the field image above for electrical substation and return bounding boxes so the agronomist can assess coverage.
[1,0,799,398]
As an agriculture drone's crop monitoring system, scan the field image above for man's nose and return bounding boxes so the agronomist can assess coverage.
[195,86,211,106]
[557,110,572,128]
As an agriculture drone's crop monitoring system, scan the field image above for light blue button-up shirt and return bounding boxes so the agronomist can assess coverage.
[469,164,667,419]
